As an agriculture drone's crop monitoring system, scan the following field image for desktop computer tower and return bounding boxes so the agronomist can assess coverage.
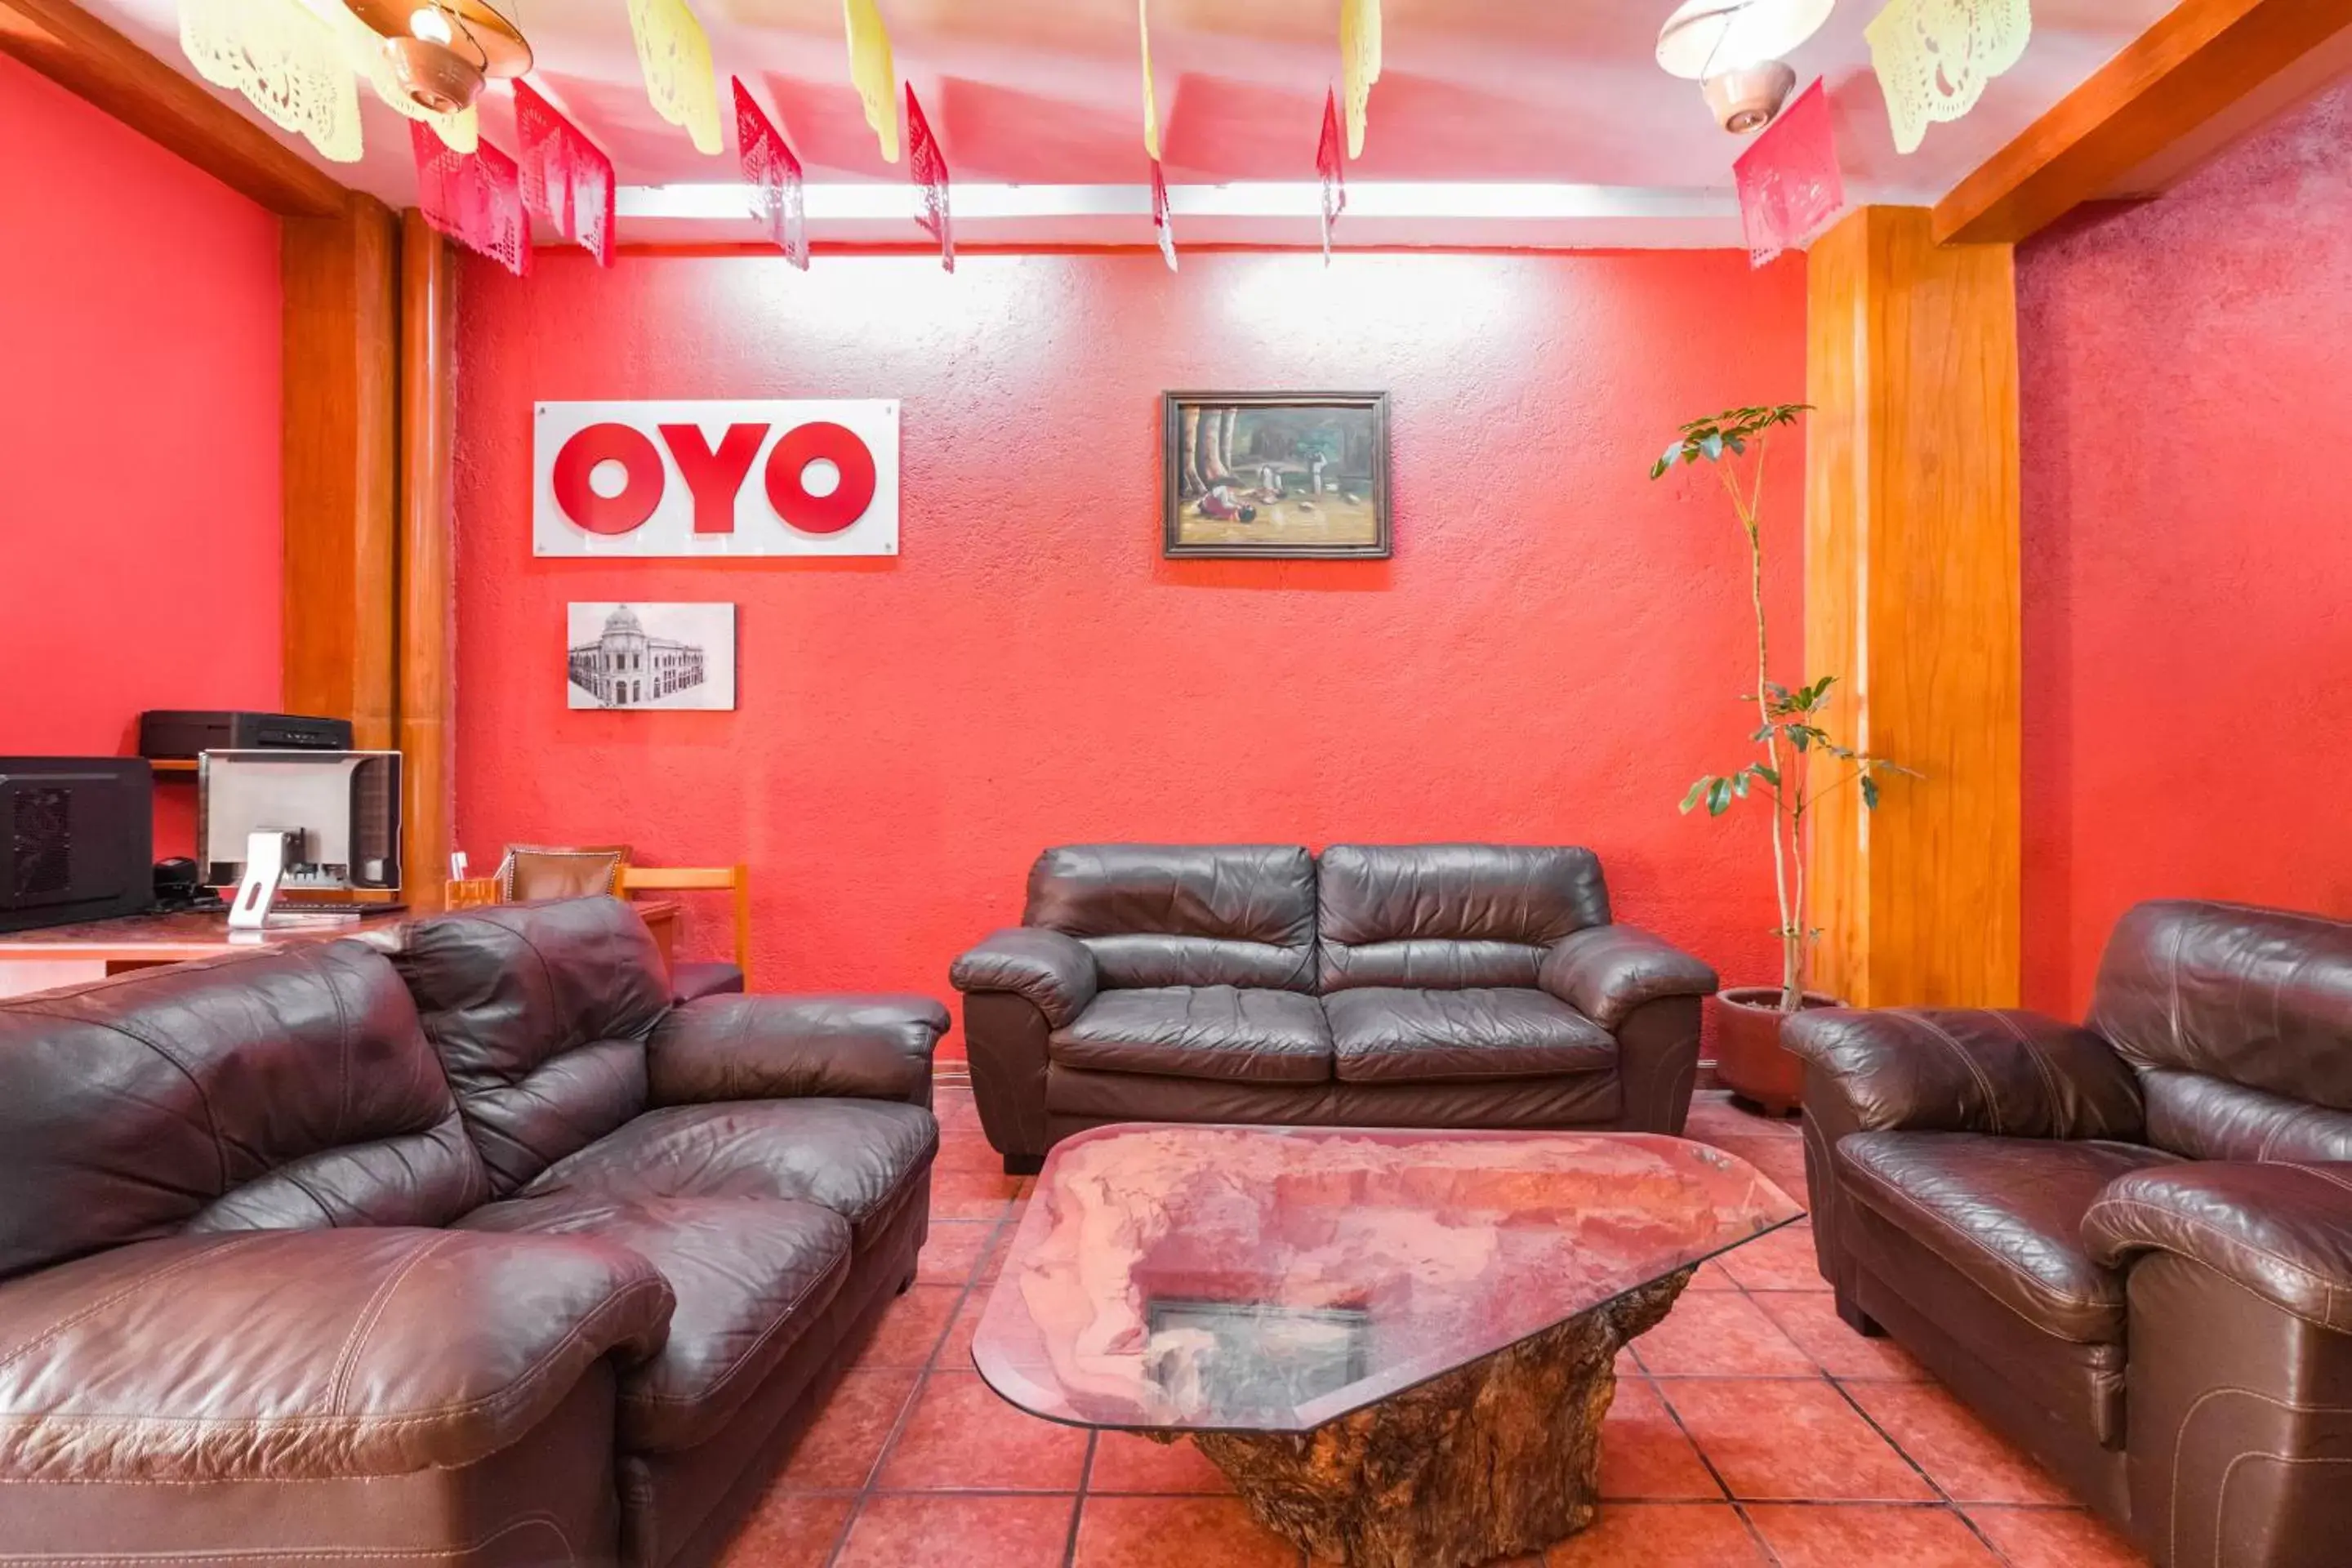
[0,758,154,934]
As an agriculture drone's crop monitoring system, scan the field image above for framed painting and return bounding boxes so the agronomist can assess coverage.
[1161,391,1391,559]
[566,602,737,711]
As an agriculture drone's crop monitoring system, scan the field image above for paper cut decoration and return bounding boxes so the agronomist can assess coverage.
[180,0,362,163]
[1867,0,2033,154]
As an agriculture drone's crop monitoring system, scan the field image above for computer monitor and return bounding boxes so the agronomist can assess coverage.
[0,758,154,933]
[199,751,402,924]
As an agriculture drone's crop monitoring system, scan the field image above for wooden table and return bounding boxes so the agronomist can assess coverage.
[0,902,679,1000]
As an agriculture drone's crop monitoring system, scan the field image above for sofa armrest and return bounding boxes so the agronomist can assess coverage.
[2085,1162,2352,1334]
[949,928,1098,1029]
[0,1228,671,1484]
[1538,926,1717,1030]
[1782,1008,2145,1139]
[648,994,947,1108]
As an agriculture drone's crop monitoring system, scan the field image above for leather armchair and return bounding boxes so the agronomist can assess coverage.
[1784,899,2352,1568]
[1787,1006,2147,1317]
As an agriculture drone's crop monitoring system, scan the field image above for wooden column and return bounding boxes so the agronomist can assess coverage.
[398,212,457,911]
[1804,207,2021,1009]
[282,197,400,751]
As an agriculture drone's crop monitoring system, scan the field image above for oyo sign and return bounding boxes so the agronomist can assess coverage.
[532,399,899,556]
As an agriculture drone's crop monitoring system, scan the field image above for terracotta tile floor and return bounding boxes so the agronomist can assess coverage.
[719,1085,2151,1568]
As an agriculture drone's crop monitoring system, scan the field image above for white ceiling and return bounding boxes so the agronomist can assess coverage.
[80,0,2185,247]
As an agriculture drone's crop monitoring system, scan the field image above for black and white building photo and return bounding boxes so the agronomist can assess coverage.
[567,603,736,711]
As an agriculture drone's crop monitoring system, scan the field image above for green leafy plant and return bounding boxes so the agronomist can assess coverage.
[1651,405,1914,1013]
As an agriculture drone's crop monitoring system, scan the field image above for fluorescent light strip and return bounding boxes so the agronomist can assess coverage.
[617,181,1737,224]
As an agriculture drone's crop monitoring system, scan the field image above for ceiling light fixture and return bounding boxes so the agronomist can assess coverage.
[343,0,531,114]
[1655,0,1833,133]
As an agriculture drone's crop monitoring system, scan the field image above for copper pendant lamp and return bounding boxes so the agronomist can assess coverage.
[342,0,533,115]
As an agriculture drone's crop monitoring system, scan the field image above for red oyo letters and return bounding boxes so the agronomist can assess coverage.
[552,419,878,537]
[549,423,665,535]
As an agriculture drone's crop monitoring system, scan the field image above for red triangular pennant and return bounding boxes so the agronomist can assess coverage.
[733,78,808,270]
[513,81,615,266]
[1316,87,1345,265]
[1151,158,1176,272]
[906,83,952,272]
[411,122,531,277]
[1734,78,1846,269]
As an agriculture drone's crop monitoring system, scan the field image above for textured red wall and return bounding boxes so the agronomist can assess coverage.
[2020,79,2352,1016]
[453,248,1806,1046]
[0,54,283,853]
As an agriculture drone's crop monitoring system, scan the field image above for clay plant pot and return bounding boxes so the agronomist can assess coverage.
[1708,987,1841,1119]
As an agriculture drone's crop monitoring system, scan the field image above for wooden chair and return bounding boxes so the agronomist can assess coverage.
[621,864,751,999]
[443,851,725,995]
[444,876,501,911]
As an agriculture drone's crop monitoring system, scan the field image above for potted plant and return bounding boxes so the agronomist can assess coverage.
[1650,404,1911,1116]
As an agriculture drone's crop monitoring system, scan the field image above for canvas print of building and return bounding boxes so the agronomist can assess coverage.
[567,603,736,711]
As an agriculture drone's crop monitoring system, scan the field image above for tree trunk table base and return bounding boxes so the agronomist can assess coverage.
[1160,1270,1691,1568]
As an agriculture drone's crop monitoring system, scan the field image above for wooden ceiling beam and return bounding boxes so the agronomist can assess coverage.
[1934,0,2352,247]
[0,0,349,217]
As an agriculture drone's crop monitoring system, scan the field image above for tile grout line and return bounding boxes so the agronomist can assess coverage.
[1635,1361,1787,1568]
[1702,1109,2042,1568]
[1642,1108,1809,1566]
[819,1174,1026,1568]
[1821,1370,2026,1568]
[1060,1432,1097,1568]
[1719,1224,2037,1568]
[1660,1129,1915,1565]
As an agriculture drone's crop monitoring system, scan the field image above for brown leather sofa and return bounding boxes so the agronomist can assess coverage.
[0,896,947,1568]
[951,844,1718,1172]
[1785,899,2352,1568]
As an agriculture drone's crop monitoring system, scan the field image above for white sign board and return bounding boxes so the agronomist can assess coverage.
[533,399,898,557]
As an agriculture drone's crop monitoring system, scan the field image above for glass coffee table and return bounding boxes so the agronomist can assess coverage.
[970,1124,1802,1568]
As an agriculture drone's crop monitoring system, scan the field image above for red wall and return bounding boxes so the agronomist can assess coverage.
[2020,78,2352,1015]
[453,248,1806,1046]
[0,53,283,854]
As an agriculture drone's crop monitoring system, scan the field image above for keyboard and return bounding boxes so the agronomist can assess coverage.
[269,902,410,917]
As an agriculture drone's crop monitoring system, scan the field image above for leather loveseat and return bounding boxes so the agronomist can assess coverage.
[0,896,947,1568]
[1785,899,2352,1568]
[951,843,1718,1172]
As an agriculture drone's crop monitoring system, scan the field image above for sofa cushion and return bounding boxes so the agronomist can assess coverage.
[1049,987,1332,1084]
[0,941,486,1277]
[519,1099,937,1250]
[0,1227,671,1482]
[458,1192,849,1454]
[1026,845,1318,993]
[2139,1068,2352,1163]
[1325,987,1615,1085]
[383,898,673,1197]
[2088,900,2352,1115]
[1316,844,1611,992]
[1837,1133,2179,1344]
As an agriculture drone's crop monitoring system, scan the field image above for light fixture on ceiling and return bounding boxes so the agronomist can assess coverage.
[1656,0,1833,134]
[342,0,532,114]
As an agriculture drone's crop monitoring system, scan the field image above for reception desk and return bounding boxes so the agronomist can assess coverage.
[0,902,679,999]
